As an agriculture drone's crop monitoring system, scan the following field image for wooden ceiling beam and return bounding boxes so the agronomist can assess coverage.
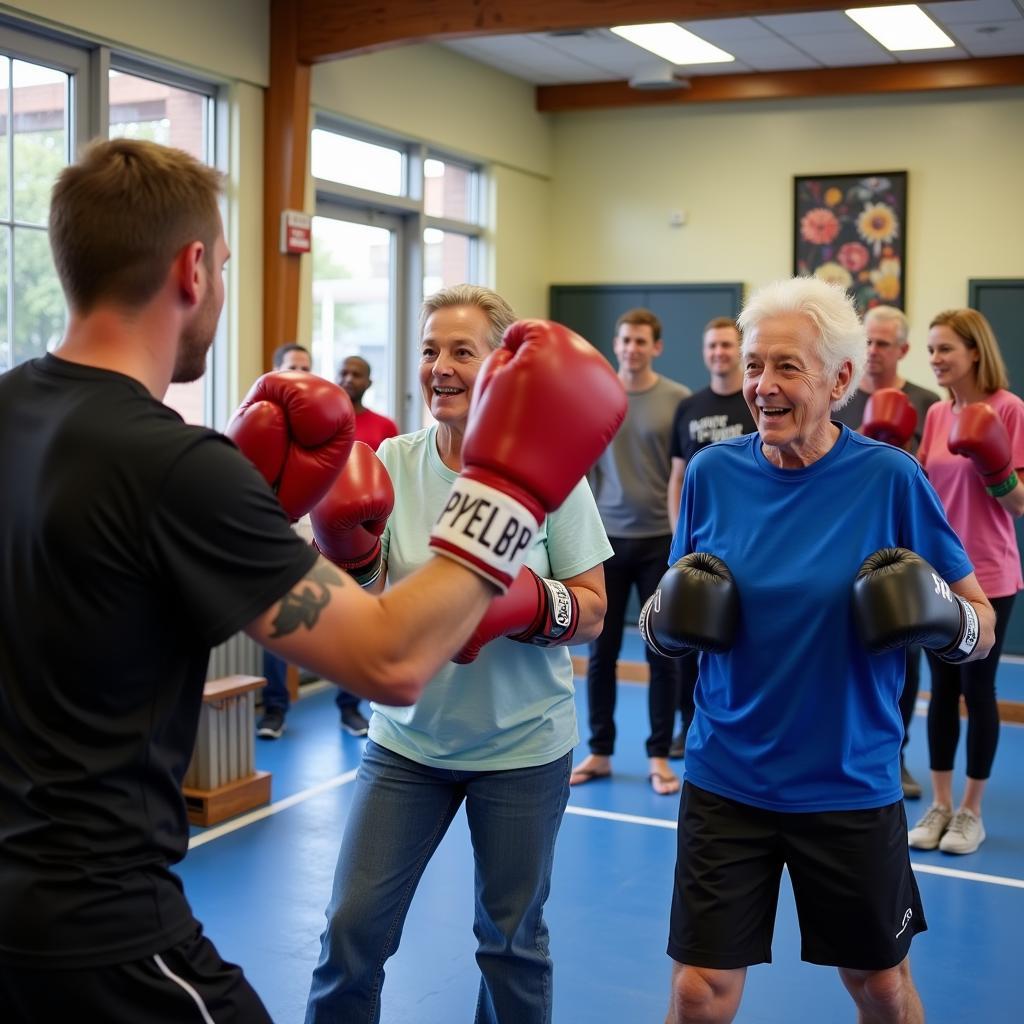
[536,56,1024,111]
[295,0,903,63]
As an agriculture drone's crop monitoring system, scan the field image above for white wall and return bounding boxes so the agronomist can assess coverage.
[548,88,1024,389]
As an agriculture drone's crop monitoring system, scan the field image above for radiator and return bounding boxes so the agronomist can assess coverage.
[207,630,263,680]
[184,684,256,790]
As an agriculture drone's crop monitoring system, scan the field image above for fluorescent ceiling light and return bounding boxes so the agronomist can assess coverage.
[846,5,955,51]
[610,23,734,65]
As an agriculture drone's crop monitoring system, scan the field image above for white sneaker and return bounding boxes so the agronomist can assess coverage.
[908,803,952,849]
[938,809,986,855]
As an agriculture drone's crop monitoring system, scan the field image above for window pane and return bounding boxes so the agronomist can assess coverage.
[13,225,64,365]
[0,57,10,221]
[12,60,67,227]
[0,228,8,368]
[311,129,403,196]
[109,70,208,160]
[423,228,471,297]
[424,157,473,221]
[311,216,394,416]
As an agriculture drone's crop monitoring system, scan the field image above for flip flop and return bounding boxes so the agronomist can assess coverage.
[569,767,612,786]
[649,771,681,796]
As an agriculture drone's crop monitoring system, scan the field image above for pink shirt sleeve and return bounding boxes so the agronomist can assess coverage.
[923,390,1024,597]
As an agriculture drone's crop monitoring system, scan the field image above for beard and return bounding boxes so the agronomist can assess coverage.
[172,285,220,384]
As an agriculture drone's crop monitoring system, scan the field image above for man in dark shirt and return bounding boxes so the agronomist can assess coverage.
[0,138,613,1021]
[834,305,940,799]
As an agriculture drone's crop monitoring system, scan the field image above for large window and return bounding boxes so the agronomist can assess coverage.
[311,121,485,430]
[0,21,225,427]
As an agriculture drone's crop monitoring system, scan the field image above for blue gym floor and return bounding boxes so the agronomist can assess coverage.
[180,634,1024,1023]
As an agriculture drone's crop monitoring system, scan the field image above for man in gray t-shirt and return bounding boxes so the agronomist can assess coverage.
[572,308,690,796]
[833,305,939,800]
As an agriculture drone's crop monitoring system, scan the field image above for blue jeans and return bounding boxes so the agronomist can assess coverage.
[304,740,572,1024]
[261,650,358,713]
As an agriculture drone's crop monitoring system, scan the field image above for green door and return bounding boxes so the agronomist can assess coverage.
[969,279,1024,655]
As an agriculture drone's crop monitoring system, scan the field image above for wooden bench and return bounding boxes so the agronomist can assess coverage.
[183,674,271,826]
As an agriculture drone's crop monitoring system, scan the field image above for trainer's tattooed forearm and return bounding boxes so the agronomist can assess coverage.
[270,561,347,637]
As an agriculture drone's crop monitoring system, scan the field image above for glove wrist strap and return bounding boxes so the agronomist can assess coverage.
[939,596,980,663]
[350,548,383,589]
[986,469,1018,498]
[430,476,537,593]
[514,577,579,647]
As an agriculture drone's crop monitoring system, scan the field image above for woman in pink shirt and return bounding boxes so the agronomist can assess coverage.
[911,309,1024,854]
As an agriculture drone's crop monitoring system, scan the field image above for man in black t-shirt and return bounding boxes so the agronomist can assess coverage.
[833,305,940,800]
[0,139,621,1022]
[666,317,756,756]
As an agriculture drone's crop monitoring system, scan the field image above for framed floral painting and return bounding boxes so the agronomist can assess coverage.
[793,171,907,312]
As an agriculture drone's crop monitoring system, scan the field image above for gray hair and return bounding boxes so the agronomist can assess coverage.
[738,277,866,410]
[419,284,517,351]
[864,304,909,345]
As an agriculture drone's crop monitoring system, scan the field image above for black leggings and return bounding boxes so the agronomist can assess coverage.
[924,593,1015,780]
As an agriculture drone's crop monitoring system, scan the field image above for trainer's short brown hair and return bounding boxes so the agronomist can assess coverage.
[615,307,661,341]
[49,138,224,314]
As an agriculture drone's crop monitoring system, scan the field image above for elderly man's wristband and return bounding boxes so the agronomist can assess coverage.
[986,470,1018,498]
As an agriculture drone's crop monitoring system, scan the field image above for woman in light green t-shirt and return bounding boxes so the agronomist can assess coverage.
[306,286,612,1024]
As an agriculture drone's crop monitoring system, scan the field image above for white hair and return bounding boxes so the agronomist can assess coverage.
[738,277,867,410]
[419,284,516,351]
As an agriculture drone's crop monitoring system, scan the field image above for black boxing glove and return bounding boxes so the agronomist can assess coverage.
[639,553,739,658]
[853,548,980,663]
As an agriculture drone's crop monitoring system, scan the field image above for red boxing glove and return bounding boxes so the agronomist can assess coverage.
[453,566,580,665]
[311,441,394,587]
[948,402,1017,497]
[430,320,626,591]
[861,388,917,447]
[227,371,355,520]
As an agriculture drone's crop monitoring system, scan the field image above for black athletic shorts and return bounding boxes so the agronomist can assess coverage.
[668,782,926,971]
[0,926,273,1023]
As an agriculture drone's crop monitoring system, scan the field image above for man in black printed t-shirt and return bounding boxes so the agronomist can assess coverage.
[666,317,756,757]
[0,139,619,1022]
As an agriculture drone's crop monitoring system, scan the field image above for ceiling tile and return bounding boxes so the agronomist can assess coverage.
[778,31,892,62]
[443,36,616,83]
[677,17,782,43]
[755,11,860,36]
[739,48,825,72]
[925,0,1024,25]
[950,20,1024,55]
[536,30,669,76]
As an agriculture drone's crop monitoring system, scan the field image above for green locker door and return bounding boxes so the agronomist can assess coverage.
[549,282,744,393]
[549,283,744,624]
[969,279,1024,655]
